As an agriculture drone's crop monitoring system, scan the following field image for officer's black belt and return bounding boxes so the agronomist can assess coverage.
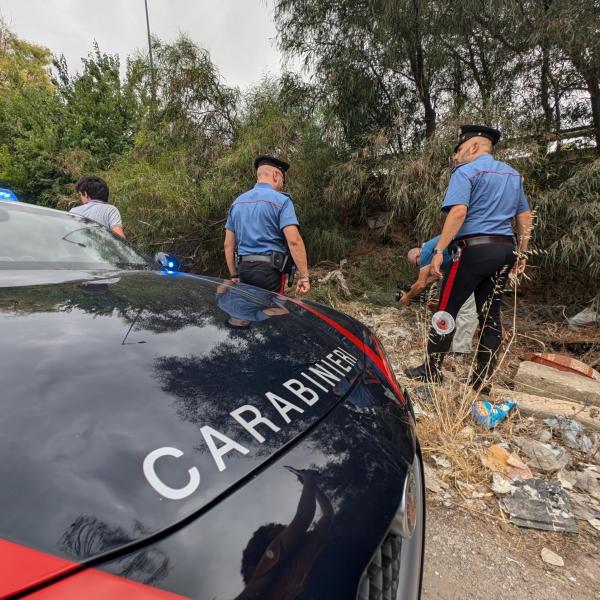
[239,255,272,263]
[457,235,515,249]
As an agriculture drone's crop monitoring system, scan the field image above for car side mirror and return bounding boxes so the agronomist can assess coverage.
[154,252,179,271]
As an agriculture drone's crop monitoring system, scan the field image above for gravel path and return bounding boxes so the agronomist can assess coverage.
[422,500,600,600]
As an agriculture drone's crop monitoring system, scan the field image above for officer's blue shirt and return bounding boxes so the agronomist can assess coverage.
[216,288,271,322]
[442,154,529,238]
[225,183,299,255]
[420,236,451,270]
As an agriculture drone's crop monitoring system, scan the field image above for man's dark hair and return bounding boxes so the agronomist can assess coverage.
[75,176,109,202]
[240,523,285,583]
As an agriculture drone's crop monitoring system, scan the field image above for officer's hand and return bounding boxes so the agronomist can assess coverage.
[296,276,310,295]
[510,258,526,278]
[230,277,240,284]
[399,292,411,306]
[431,253,444,279]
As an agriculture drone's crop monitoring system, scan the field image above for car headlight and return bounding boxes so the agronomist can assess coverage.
[392,465,418,539]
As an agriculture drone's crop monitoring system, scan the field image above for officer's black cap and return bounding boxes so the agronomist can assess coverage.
[253,155,290,174]
[454,125,501,153]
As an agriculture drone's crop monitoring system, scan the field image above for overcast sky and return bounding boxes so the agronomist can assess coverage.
[1,0,285,89]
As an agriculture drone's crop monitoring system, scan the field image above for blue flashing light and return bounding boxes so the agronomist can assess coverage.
[0,188,19,201]
[154,252,180,273]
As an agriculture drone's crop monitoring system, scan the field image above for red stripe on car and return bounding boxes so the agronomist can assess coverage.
[25,569,190,599]
[0,538,189,599]
[287,299,405,403]
[0,538,77,599]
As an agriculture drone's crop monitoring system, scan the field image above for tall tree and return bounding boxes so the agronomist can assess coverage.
[275,0,446,150]
[0,20,61,199]
[54,44,141,169]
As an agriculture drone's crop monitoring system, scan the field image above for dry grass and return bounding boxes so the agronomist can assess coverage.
[329,277,570,484]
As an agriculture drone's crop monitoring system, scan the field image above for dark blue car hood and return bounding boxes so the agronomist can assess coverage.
[0,270,368,569]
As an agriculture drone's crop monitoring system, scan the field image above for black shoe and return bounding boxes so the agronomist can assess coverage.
[470,349,497,395]
[473,383,491,396]
[404,362,443,383]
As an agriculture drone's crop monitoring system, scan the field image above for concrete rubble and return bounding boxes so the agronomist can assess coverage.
[514,360,600,406]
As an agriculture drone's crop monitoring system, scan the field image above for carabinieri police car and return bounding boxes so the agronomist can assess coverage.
[0,200,424,600]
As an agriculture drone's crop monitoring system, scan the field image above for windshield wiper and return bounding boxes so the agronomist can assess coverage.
[114,262,153,270]
[61,224,103,247]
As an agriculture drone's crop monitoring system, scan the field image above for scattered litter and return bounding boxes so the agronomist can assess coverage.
[412,386,435,406]
[471,400,517,429]
[411,402,431,419]
[538,430,552,443]
[567,491,600,521]
[466,498,487,511]
[424,463,448,495]
[339,258,348,268]
[567,306,598,328]
[490,473,514,496]
[456,480,489,500]
[574,467,600,501]
[544,415,594,454]
[540,547,564,567]
[589,518,600,531]
[557,469,576,491]
[317,270,351,297]
[513,438,569,473]
[482,444,534,480]
[432,454,452,469]
[500,479,577,532]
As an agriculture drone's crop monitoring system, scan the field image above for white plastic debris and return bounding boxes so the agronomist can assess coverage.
[432,454,452,469]
[544,415,594,454]
[513,438,569,473]
[567,306,598,328]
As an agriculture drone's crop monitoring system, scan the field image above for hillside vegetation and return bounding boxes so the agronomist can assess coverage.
[0,1,598,303]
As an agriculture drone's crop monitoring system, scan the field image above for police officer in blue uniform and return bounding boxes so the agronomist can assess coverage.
[215,279,289,329]
[224,155,310,295]
[405,125,532,392]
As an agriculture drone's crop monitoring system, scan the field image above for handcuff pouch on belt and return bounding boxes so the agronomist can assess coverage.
[271,251,297,285]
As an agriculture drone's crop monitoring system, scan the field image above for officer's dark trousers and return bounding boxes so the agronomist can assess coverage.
[428,241,516,385]
[239,262,285,294]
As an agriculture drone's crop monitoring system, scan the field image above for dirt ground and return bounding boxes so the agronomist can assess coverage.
[422,500,600,600]
[324,289,600,600]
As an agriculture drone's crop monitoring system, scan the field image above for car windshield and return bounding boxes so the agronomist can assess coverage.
[0,201,151,271]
